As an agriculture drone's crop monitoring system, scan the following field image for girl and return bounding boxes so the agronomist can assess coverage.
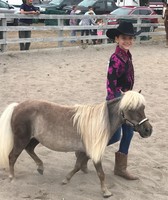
[76,21,142,180]
[106,21,141,180]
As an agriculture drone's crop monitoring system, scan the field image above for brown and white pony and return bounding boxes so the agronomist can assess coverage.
[0,91,152,197]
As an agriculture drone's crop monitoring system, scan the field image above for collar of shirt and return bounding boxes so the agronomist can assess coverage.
[115,45,132,63]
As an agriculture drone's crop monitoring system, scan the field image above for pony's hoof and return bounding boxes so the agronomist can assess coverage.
[62,178,69,185]
[9,175,15,183]
[103,191,112,198]
[9,174,14,181]
[37,168,43,175]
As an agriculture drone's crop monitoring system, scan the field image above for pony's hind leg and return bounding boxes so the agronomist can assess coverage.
[62,151,89,184]
[8,134,30,180]
[8,146,25,180]
[25,138,44,175]
[93,161,112,198]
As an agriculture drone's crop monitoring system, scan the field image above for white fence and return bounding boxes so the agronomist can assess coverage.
[0,13,165,52]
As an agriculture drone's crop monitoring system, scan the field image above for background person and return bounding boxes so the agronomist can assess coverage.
[18,0,40,51]
[162,2,168,47]
[90,17,97,45]
[79,8,96,44]
[96,19,105,44]
[69,5,78,43]
[85,6,95,15]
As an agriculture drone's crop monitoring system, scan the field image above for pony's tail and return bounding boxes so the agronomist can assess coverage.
[0,103,18,168]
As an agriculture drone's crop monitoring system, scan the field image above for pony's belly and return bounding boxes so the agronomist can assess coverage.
[37,138,84,152]
[33,112,85,152]
[34,130,85,153]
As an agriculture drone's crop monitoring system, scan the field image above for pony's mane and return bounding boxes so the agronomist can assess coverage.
[119,91,146,111]
[73,102,110,163]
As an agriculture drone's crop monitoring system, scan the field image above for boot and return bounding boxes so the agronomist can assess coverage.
[114,152,139,180]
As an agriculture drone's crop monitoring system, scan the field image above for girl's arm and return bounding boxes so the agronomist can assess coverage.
[106,55,122,100]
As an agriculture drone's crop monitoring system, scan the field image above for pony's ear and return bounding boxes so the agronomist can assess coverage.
[138,90,142,93]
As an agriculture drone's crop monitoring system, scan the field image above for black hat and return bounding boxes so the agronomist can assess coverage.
[106,21,141,40]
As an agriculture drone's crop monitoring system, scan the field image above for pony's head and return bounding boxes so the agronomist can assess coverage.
[119,91,152,138]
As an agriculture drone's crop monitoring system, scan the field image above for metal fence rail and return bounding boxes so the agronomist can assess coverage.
[0,13,165,52]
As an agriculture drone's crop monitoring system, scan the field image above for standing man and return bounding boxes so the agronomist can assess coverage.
[85,6,95,15]
[69,5,78,43]
[162,2,168,47]
[80,7,96,44]
[18,0,40,51]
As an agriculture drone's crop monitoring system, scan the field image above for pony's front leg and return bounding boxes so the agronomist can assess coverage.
[93,161,112,198]
[62,151,89,184]
[62,167,80,184]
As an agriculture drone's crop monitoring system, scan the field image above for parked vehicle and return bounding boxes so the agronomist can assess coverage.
[4,0,51,13]
[114,0,149,7]
[0,0,19,25]
[63,0,118,15]
[3,0,22,7]
[46,0,83,12]
[148,0,168,15]
[108,6,158,32]
[33,0,53,13]
[44,0,83,26]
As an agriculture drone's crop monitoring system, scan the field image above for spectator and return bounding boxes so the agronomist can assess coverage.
[85,6,95,15]
[79,9,96,44]
[90,16,97,45]
[96,19,105,44]
[18,0,40,51]
[69,5,78,43]
[162,2,168,47]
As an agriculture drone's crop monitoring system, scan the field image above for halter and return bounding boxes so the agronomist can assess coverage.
[121,111,149,129]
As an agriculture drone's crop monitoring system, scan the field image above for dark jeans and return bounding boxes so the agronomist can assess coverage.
[18,22,31,51]
[90,29,97,44]
[81,29,90,44]
[108,124,134,154]
[107,92,134,154]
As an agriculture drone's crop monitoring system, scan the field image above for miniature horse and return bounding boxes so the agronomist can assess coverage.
[0,91,152,197]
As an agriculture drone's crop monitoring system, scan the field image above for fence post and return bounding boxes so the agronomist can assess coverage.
[0,19,2,50]
[104,17,108,44]
[136,17,141,43]
[0,18,7,52]
[57,18,64,47]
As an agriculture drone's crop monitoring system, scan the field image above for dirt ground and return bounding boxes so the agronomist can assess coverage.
[0,42,168,200]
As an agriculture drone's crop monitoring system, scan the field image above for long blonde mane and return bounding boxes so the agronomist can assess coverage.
[119,91,146,111]
[73,102,110,163]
